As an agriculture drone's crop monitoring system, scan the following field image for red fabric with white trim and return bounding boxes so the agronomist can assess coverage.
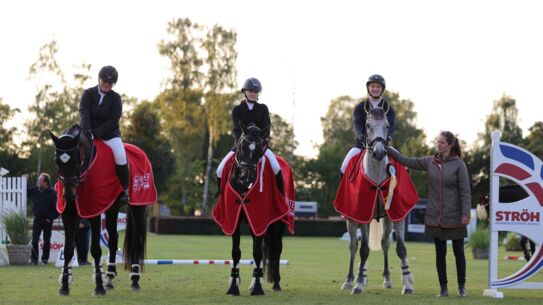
[333,150,419,224]
[212,154,295,237]
[55,140,157,218]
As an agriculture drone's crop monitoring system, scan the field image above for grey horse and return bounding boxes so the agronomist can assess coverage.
[340,104,415,295]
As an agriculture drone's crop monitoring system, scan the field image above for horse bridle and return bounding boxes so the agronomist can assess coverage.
[235,134,265,169]
[366,136,388,151]
[55,138,86,187]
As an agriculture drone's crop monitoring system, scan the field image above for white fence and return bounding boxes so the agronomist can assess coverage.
[0,176,28,246]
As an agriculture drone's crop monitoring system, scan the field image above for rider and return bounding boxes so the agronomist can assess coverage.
[340,74,396,176]
[79,65,129,203]
[216,77,283,192]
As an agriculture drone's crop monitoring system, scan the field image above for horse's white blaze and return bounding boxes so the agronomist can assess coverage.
[59,153,71,163]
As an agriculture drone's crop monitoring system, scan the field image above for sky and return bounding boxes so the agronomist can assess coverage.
[1,0,542,158]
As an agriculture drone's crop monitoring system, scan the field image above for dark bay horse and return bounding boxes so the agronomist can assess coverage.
[216,124,287,296]
[49,124,147,296]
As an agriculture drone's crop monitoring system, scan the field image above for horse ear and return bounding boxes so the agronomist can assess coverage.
[364,100,371,114]
[381,100,390,114]
[48,130,60,147]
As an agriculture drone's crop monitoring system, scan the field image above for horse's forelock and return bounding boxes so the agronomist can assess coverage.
[367,107,386,120]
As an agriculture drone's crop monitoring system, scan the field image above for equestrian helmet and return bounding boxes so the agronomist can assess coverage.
[241,77,262,93]
[99,65,118,84]
[366,74,386,91]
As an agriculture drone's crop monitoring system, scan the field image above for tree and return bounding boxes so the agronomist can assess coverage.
[25,40,65,182]
[270,113,298,162]
[123,101,175,195]
[466,95,524,205]
[524,121,543,160]
[0,98,19,153]
[157,18,239,214]
[0,98,25,174]
[200,25,238,213]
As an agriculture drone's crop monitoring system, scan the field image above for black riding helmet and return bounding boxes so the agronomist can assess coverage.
[366,74,386,97]
[241,77,262,93]
[99,65,118,84]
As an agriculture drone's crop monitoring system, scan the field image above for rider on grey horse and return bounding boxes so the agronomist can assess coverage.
[340,74,396,175]
[216,77,284,194]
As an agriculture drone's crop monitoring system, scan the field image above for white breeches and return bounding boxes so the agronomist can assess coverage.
[216,151,235,178]
[104,137,128,165]
[340,147,362,173]
[216,149,281,178]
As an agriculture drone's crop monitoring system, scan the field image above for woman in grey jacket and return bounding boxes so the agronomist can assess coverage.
[387,131,471,298]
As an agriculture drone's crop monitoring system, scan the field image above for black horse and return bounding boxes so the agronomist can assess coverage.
[49,124,147,296]
[224,124,286,296]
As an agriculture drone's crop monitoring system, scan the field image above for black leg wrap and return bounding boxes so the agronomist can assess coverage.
[251,268,265,296]
[130,264,141,291]
[226,268,240,296]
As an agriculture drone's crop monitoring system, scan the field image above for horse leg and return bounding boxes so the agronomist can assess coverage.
[265,221,284,291]
[89,216,106,296]
[341,219,358,290]
[394,220,414,295]
[352,224,370,294]
[249,234,265,296]
[382,218,393,289]
[58,203,76,296]
[104,201,122,290]
[226,220,241,296]
[125,205,146,292]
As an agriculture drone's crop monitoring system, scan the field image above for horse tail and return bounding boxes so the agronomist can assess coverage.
[123,205,147,271]
[369,219,383,251]
[263,221,284,283]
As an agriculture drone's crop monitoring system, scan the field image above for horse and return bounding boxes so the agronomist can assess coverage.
[213,124,293,296]
[334,103,416,295]
[49,124,150,296]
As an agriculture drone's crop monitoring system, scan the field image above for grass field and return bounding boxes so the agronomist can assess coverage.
[0,234,542,305]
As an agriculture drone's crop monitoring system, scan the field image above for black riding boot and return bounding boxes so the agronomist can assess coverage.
[116,164,130,204]
[275,170,284,195]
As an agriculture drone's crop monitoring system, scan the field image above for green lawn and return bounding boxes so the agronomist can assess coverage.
[0,234,541,305]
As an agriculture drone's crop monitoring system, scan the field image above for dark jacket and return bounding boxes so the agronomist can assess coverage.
[28,186,58,220]
[387,147,471,228]
[353,99,396,148]
[232,100,271,142]
[79,85,123,140]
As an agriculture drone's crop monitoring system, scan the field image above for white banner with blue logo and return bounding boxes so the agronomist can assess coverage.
[485,131,543,298]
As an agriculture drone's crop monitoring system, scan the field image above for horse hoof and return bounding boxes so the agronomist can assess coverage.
[105,281,115,290]
[272,282,282,291]
[250,282,265,296]
[58,287,70,296]
[93,287,107,296]
[226,285,240,296]
[341,282,353,290]
[130,283,141,292]
[402,288,414,295]
[383,282,393,289]
[351,287,363,295]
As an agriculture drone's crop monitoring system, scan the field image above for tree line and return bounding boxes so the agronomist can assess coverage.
[1,18,542,217]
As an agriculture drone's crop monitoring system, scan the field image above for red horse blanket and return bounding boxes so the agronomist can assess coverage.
[55,140,157,218]
[334,150,419,224]
[213,154,295,237]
